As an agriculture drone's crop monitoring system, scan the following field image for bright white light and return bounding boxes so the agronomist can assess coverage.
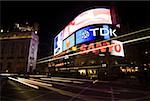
[145,51,148,54]
[116,24,120,28]
[1,29,4,33]
[35,31,38,34]
[15,23,19,28]
[64,55,69,59]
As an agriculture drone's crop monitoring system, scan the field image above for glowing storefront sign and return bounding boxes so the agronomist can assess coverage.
[63,34,75,51]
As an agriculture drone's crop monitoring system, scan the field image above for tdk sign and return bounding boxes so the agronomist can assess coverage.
[89,25,117,38]
[75,25,117,45]
[81,30,90,39]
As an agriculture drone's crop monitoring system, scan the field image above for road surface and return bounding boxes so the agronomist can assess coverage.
[1,76,150,101]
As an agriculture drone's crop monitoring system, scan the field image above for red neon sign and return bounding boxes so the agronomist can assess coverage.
[79,40,123,56]
[79,42,113,55]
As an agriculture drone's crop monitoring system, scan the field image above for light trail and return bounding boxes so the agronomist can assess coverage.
[40,78,73,83]
[17,77,53,87]
[0,73,18,76]
[37,27,150,62]
[40,77,84,84]
[122,36,150,44]
[51,77,93,82]
[30,78,116,101]
[37,43,116,64]
[37,28,150,64]
[37,36,149,64]
[8,77,39,89]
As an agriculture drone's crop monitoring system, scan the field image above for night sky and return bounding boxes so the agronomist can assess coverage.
[1,1,150,58]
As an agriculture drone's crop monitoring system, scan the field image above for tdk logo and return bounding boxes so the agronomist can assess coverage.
[80,25,117,40]
[81,30,90,39]
[89,27,117,37]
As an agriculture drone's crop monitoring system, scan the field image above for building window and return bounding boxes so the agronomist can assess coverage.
[7,62,12,71]
[7,57,14,59]
[0,63,2,71]
[1,47,4,55]
[10,45,14,55]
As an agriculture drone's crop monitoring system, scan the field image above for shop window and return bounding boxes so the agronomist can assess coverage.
[78,69,86,76]
[88,69,97,75]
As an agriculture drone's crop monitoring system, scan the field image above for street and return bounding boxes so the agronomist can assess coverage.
[1,76,150,101]
[1,1,150,101]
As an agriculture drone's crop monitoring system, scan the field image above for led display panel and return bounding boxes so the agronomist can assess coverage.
[63,34,75,51]
[54,31,63,55]
[75,24,118,45]
[111,40,125,57]
[62,8,112,40]
[75,26,96,44]
[54,8,113,55]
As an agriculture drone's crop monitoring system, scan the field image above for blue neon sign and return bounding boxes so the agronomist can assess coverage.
[75,26,96,44]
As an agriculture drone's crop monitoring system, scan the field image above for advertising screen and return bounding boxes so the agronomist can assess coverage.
[76,26,96,44]
[111,40,125,57]
[75,24,118,45]
[54,8,113,55]
[63,34,75,51]
[61,8,112,40]
[54,31,63,55]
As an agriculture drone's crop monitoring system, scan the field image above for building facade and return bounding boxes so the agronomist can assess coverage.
[36,6,149,80]
[45,7,123,79]
[0,31,39,73]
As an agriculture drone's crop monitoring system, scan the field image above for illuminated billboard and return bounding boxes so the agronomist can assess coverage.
[54,31,63,55]
[76,26,96,44]
[75,25,117,45]
[62,8,112,40]
[63,34,75,51]
[111,40,124,57]
[77,40,124,57]
[54,8,113,55]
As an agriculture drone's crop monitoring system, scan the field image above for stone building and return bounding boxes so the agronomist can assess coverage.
[0,31,39,73]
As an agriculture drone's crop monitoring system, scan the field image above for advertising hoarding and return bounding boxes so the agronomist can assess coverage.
[63,34,75,51]
[75,26,96,44]
[54,24,118,55]
[54,8,113,55]
[111,40,124,57]
[54,31,63,55]
[75,25,117,45]
[62,8,112,40]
